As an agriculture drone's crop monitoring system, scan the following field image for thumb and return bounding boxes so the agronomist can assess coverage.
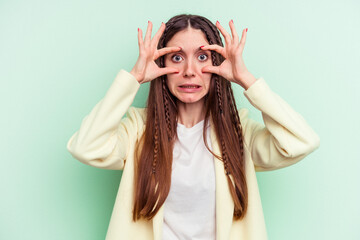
[158,67,179,76]
[202,65,220,75]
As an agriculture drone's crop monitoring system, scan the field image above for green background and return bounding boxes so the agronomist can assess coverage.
[1,0,359,239]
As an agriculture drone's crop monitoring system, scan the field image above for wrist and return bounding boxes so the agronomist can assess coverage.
[236,72,257,90]
[130,69,143,84]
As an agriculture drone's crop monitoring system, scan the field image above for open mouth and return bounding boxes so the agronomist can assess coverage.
[179,84,201,88]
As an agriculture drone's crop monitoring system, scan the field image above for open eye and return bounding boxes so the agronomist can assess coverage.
[171,54,183,63]
[198,54,208,61]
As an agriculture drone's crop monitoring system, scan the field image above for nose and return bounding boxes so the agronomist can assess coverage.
[183,60,196,78]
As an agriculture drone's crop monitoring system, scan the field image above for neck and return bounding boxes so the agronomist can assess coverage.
[177,99,206,128]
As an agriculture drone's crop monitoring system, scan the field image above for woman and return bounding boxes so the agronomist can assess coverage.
[67,14,320,240]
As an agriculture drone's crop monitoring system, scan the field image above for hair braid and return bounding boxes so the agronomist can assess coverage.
[226,84,239,128]
[199,20,225,116]
[197,17,223,46]
[215,79,223,114]
[152,105,159,174]
[157,22,176,141]
[162,78,173,141]
[227,85,244,156]
[200,19,233,175]
[204,19,224,47]
[221,139,231,175]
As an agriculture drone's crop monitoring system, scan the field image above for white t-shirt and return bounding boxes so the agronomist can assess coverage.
[162,120,216,240]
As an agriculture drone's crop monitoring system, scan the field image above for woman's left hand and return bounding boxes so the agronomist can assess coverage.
[201,20,257,90]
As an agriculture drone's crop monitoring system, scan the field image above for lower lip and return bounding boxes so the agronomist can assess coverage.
[177,86,202,93]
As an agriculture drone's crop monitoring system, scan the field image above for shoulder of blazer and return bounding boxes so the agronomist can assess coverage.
[238,108,250,120]
[125,107,147,133]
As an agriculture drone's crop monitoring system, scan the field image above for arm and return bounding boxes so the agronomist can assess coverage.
[66,70,145,170]
[199,20,319,170]
[67,21,182,170]
[240,78,320,171]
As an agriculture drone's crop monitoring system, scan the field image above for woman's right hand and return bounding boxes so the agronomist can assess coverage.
[130,21,181,84]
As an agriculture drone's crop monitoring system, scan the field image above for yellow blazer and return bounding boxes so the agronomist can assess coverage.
[67,70,320,240]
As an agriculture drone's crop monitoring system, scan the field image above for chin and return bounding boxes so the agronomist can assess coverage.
[176,94,206,104]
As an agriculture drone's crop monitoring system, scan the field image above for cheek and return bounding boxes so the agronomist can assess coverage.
[166,78,175,92]
[204,74,212,84]
[204,76,212,92]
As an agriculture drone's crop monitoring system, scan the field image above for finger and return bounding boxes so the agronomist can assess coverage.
[137,28,144,48]
[201,44,227,58]
[216,21,232,45]
[155,46,181,59]
[158,67,179,76]
[201,65,220,75]
[151,22,166,48]
[239,28,247,51]
[229,20,239,43]
[144,21,153,46]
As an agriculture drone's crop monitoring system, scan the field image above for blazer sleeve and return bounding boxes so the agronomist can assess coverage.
[240,78,320,172]
[66,70,145,170]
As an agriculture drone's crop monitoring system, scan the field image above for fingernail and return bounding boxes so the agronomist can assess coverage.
[216,20,219,25]
[231,19,233,23]
[200,45,204,48]
[246,28,248,32]
[138,28,139,32]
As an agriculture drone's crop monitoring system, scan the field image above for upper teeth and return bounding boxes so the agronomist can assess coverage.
[182,86,197,88]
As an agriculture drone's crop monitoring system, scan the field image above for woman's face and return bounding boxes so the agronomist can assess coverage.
[164,27,213,105]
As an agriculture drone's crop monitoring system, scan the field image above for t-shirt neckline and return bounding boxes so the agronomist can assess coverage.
[177,119,205,133]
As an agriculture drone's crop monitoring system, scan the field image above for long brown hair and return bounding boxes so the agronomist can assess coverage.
[133,14,248,221]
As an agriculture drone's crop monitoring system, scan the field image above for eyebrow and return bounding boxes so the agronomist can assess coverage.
[174,46,207,55]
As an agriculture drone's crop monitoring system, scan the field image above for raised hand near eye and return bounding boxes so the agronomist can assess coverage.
[201,20,257,90]
[130,21,181,84]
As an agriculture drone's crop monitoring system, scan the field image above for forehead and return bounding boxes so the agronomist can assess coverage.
[166,27,209,47]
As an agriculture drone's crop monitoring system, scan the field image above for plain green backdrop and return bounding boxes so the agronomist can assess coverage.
[1,0,359,239]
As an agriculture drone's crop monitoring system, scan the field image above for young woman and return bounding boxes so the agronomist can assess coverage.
[67,14,320,240]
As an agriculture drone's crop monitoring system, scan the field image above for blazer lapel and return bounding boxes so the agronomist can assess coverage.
[210,122,234,240]
[153,204,164,240]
